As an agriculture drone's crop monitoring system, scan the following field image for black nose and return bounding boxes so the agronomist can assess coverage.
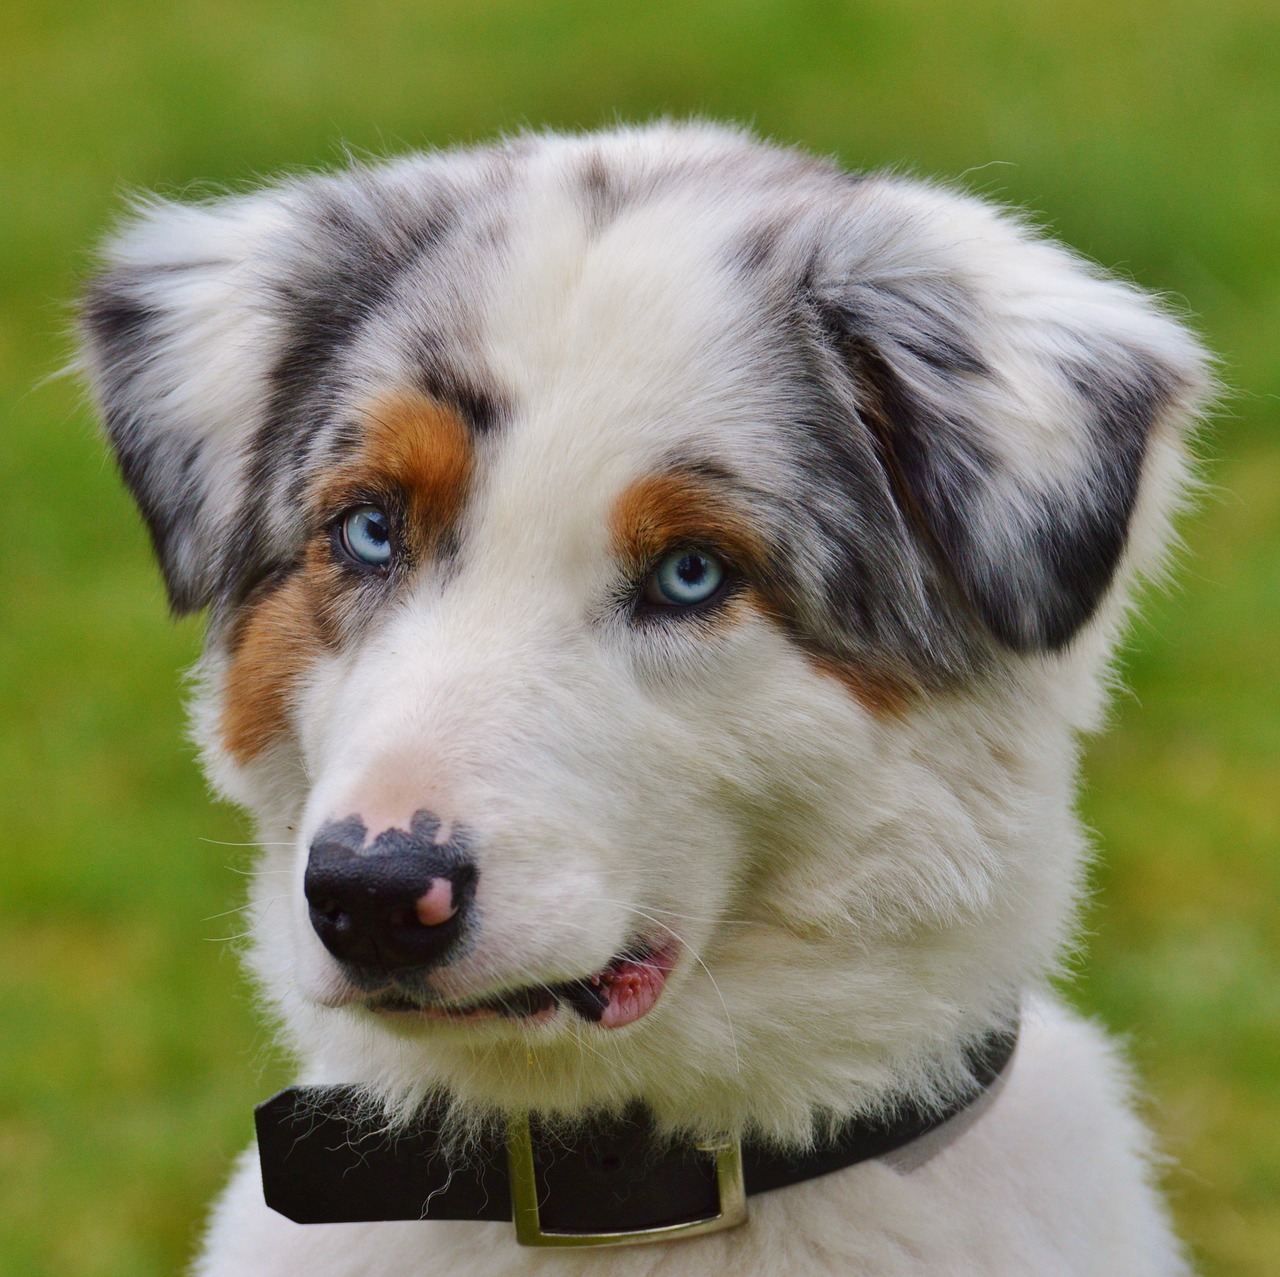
[304,812,477,974]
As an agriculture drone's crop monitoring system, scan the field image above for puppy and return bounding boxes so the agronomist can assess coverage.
[80,123,1209,1275]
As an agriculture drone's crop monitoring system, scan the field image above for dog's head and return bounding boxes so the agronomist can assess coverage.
[80,125,1207,1137]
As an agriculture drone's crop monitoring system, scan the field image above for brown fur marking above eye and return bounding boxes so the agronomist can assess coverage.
[610,469,768,575]
[315,391,474,554]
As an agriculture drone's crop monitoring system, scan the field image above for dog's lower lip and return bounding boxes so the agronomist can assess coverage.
[366,939,680,1029]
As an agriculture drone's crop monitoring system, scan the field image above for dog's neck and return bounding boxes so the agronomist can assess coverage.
[256,1022,1020,1237]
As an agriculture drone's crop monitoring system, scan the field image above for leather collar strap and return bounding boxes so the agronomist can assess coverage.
[256,1025,1017,1245]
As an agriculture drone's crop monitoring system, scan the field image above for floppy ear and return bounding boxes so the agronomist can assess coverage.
[815,181,1210,652]
[79,194,296,613]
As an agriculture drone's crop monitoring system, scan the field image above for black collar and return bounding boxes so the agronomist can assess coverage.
[256,1024,1017,1247]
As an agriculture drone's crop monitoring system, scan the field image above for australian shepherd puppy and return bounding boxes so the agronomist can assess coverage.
[80,123,1208,1275]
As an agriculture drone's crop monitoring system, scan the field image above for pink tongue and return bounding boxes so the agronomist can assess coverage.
[599,949,675,1029]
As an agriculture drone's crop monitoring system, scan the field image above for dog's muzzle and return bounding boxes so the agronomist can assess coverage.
[304,811,476,974]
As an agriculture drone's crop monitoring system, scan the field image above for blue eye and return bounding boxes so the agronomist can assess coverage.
[339,505,393,568]
[645,550,727,608]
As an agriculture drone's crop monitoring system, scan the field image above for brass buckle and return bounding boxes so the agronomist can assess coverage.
[507,1115,749,1248]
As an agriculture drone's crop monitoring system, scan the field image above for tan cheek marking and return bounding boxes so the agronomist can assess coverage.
[806,652,912,718]
[745,587,912,717]
[220,566,326,764]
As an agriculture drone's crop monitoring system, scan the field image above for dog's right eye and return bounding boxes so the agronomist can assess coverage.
[640,549,729,611]
[337,505,393,569]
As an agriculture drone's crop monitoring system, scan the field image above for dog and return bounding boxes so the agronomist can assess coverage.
[80,122,1209,1275]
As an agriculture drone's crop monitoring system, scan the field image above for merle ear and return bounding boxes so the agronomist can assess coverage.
[78,194,295,613]
[816,181,1210,652]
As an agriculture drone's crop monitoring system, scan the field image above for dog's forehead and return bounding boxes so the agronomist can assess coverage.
[322,161,819,543]
[486,219,794,482]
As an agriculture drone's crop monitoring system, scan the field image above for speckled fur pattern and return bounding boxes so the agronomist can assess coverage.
[79,123,1209,1275]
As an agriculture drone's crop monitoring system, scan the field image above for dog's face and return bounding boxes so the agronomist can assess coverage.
[81,125,1206,1135]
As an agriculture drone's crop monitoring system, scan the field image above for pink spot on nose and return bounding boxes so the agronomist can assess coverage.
[414,878,456,928]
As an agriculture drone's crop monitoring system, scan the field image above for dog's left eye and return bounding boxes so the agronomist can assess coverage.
[643,550,727,608]
[338,505,393,568]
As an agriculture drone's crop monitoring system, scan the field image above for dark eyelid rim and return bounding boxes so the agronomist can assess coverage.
[316,481,401,528]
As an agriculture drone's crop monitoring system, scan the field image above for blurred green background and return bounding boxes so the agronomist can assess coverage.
[1,1,1276,1273]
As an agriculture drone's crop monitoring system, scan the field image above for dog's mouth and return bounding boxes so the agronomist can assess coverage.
[364,939,680,1030]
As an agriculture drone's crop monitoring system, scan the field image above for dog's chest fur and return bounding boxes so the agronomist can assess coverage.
[79,124,1208,1274]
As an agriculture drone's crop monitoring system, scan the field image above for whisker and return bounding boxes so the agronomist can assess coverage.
[586,897,751,927]
[565,1024,614,1067]
[201,904,253,923]
[203,893,288,933]
[201,838,297,848]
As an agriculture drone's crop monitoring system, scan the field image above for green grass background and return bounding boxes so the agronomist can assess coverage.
[1,1,1276,1272]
